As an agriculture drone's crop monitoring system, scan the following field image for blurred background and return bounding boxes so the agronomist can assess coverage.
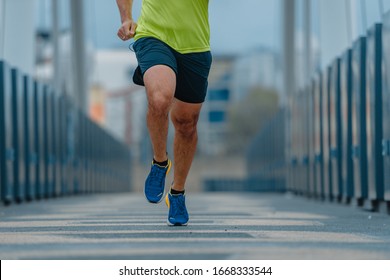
[1,0,390,195]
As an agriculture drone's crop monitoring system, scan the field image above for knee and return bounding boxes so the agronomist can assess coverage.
[148,92,173,115]
[172,114,199,138]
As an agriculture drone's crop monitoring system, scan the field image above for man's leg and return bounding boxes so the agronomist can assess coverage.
[165,99,202,226]
[170,99,202,191]
[143,65,176,162]
[143,65,176,203]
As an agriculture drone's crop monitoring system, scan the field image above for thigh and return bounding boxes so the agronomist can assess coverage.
[133,37,178,102]
[175,51,212,104]
[144,65,176,103]
[133,37,178,82]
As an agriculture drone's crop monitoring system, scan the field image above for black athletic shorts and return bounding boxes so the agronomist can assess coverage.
[132,37,212,104]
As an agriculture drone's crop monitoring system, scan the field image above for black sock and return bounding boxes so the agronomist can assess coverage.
[170,188,185,195]
[153,158,168,167]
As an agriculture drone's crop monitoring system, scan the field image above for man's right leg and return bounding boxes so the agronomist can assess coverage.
[143,65,176,203]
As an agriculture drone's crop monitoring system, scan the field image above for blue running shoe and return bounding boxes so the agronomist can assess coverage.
[165,192,189,226]
[144,159,171,203]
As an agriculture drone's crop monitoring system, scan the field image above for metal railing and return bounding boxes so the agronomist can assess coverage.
[287,16,390,213]
[202,110,286,193]
[245,109,286,193]
[245,14,390,215]
[0,60,132,205]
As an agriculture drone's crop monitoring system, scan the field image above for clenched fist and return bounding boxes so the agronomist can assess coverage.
[117,19,137,41]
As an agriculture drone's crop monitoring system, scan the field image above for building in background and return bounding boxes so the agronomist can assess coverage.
[90,49,146,158]
[232,47,282,101]
[198,48,283,156]
[34,31,95,95]
[198,55,235,156]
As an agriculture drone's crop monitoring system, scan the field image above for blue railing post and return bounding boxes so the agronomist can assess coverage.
[11,68,24,203]
[23,75,36,201]
[50,90,59,197]
[0,61,13,205]
[341,49,354,203]
[313,73,324,199]
[59,94,67,196]
[366,23,385,207]
[42,85,51,198]
[322,66,331,200]
[309,79,316,198]
[352,36,368,206]
[33,81,42,199]
[382,12,390,202]
[318,73,325,200]
[329,57,343,202]
[48,88,56,197]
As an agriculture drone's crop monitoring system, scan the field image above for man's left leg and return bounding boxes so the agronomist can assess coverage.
[171,99,202,191]
[165,99,202,226]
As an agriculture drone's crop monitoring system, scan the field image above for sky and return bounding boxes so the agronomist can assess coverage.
[36,0,281,55]
[35,0,390,57]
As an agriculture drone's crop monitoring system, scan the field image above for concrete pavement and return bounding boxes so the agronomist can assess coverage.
[0,192,389,260]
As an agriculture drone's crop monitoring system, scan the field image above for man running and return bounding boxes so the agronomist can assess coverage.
[116,0,212,226]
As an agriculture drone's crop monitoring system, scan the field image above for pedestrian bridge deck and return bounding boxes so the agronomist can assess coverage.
[0,192,389,260]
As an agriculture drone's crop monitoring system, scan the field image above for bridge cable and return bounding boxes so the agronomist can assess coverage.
[90,0,102,86]
[1,0,7,60]
[316,0,323,69]
[345,0,353,46]
[360,0,368,32]
[378,0,385,19]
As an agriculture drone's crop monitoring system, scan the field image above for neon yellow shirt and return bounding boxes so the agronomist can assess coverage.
[135,0,210,54]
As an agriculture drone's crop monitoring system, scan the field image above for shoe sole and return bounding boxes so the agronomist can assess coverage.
[167,220,188,226]
[144,160,172,204]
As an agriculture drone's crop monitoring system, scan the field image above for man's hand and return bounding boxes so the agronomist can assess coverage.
[117,19,137,41]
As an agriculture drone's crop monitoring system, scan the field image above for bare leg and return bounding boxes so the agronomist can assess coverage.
[143,65,176,162]
[170,99,202,191]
